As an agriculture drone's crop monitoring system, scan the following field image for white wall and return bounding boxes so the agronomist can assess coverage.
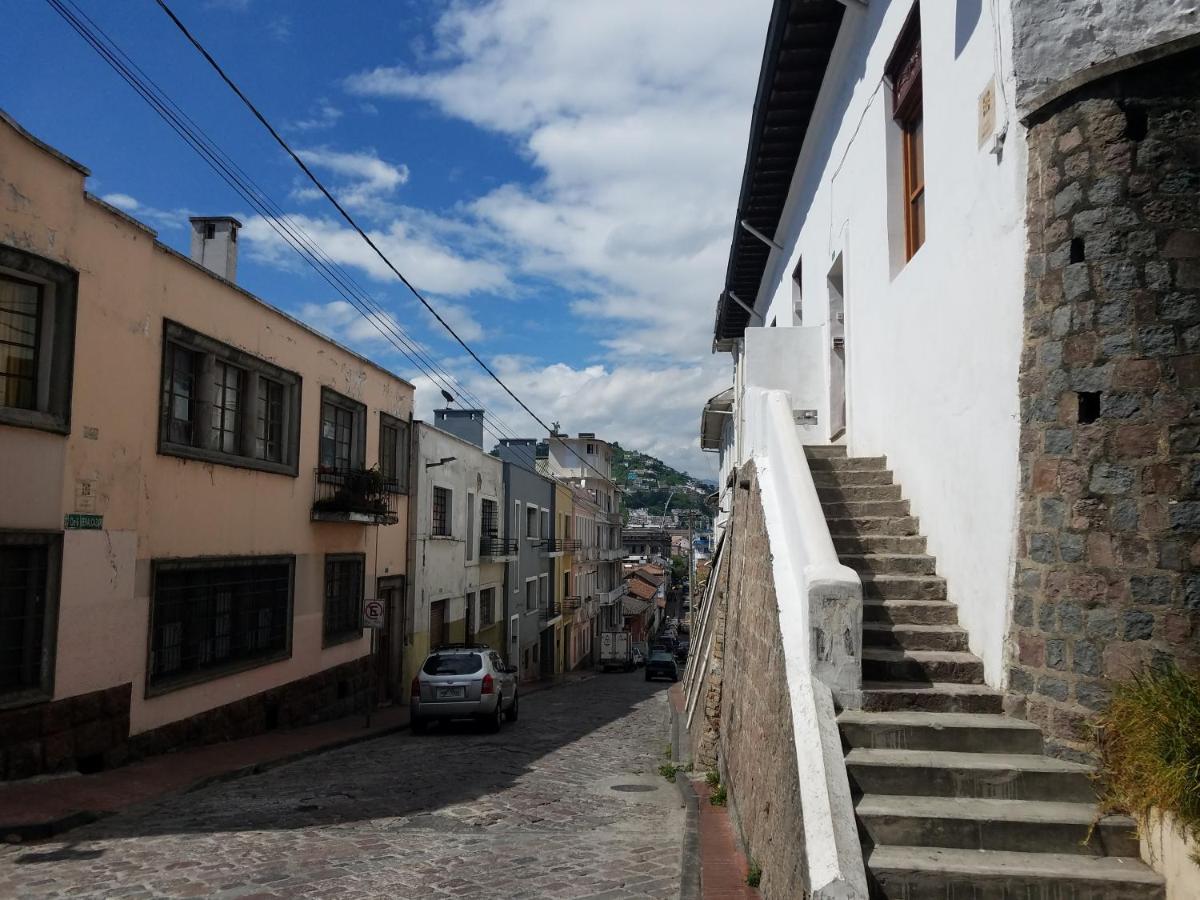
[1011,0,1200,106]
[748,0,1026,685]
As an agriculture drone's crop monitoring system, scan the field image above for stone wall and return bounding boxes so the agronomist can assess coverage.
[0,685,130,780]
[1012,46,1200,760]
[707,462,810,899]
[684,539,727,771]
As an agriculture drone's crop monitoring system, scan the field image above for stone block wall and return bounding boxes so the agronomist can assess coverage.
[709,462,809,899]
[684,534,728,771]
[0,684,131,780]
[1012,47,1200,760]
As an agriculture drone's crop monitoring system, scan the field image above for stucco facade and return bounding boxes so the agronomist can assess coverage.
[0,113,413,778]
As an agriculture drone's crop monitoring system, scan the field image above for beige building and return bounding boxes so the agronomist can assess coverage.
[0,112,413,779]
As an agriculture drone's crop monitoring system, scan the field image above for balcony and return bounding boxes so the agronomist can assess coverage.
[311,467,399,525]
[599,547,625,561]
[538,599,561,626]
[480,536,520,561]
[562,595,582,612]
[540,538,581,557]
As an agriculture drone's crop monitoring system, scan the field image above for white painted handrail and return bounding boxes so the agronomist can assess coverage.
[744,386,867,900]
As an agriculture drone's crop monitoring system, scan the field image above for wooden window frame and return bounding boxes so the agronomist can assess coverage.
[887,4,925,261]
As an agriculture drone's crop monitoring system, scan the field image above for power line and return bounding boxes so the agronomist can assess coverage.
[152,0,615,487]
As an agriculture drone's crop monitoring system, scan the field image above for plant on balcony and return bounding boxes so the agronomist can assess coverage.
[313,466,391,517]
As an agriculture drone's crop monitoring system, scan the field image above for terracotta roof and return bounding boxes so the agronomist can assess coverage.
[622,598,652,617]
[626,579,658,601]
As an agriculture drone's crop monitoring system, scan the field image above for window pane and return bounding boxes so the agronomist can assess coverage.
[380,422,397,482]
[0,277,41,411]
[166,343,196,445]
[211,362,243,454]
[323,557,363,640]
[256,378,284,463]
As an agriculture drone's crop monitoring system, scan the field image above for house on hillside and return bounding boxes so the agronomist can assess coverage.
[690,1,1199,897]
[0,112,414,780]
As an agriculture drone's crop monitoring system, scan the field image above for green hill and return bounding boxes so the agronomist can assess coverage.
[611,444,713,524]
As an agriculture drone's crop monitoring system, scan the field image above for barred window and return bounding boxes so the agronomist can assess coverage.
[319,389,363,472]
[0,275,41,411]
[479,586,495,627]
[432,486,451,537]
[149,557,293,690]
[481,499,498,539]
[0,544,48,693]
[323,555,364,644]
[256,377,284,463]
[211,361,243,454]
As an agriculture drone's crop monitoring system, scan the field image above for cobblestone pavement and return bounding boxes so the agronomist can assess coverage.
[0,673,684,899]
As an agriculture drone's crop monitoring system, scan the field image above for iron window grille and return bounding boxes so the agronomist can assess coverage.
[0,543,47,695]
[480,587,495,628]
[148,556,293,691]
[0,274,41,411]
[432,486,451,536]
[323,555,364,644]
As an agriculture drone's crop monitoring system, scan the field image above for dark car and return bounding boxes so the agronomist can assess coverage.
[674,640,690,662]
[645,650,679,683]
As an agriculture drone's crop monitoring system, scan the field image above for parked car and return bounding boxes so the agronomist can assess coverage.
[674,640,690,662]
[632,646,646,668]
[633,642,649,667]
[410,645,518,733]
[645,650,679,683]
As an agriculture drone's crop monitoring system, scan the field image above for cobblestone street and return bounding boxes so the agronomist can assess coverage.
[0,674,685,899]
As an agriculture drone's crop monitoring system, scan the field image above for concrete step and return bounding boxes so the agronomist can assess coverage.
[862,622,969,652]
[815,484,903,502]
[863,649,985,684]
[812,469,895,487]
[863,599,959,626]
[808,456,887,472]
[832,533,926,554]
[846,748,1097,802]
[838,710,1043,754]
[867,846,1164,899]
[826,515,920,537]
[861,574,948,603]
[841,553,937,576]
[855,795,1141,857]
[862,681,1004,714]
[822,499,911,517]
[803,445,847,459]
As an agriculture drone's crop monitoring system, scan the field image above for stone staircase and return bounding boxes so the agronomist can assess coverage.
[805,446,1165,899]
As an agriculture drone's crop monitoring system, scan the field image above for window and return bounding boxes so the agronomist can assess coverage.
[422,652,482,675]
[323,554,364,644]
[791,258,803,324]
[159,321,301,474]
[888,4,924,260]
[319,391,363,472]
[481,499,498,540]
[480,587,495,627]
[0,247,78,433]
[586,443,595,455]
[0,535,61,701]
[466,493,475,561]
[526,505,538,539]
[204,223,216,240]
[379,413,410,493]
[149,556,293,691]
[526,578,538,612]
[211,361,243,454]
[432,486,452,536]
[541,510,550,541]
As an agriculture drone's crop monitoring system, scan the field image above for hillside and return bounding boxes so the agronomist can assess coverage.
[611,444,714,525]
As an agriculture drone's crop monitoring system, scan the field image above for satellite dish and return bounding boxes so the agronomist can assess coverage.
[440,389,454,405]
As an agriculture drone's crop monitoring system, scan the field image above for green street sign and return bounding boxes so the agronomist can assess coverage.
[64,513,103,530]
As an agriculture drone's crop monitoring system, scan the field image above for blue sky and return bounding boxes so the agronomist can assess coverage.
[6,0,770,475]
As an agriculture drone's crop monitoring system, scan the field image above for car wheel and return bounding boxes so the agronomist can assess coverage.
[411,715,426,734]
[506,691,519,722]
[486,695,503,733]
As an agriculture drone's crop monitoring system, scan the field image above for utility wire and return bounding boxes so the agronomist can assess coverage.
[151,0,617,487]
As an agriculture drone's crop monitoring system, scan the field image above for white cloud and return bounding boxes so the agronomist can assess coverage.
[99,192,191,231]
[345,0,769,357]
[294,147,410,216]
[239,212,509,297]
[287,101,342,132]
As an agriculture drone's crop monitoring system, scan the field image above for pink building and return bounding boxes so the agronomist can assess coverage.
[0,112,414,779]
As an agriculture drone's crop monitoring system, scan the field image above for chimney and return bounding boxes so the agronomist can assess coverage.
[434,408,485,448]
[189,216,242,282]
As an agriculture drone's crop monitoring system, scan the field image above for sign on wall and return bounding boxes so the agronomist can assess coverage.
[64,513,103,530]
[363,598,385,629]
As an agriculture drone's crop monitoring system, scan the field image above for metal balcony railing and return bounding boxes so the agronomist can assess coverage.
[540,538,581,553]
[562,595,582,611]
[539,599,560,623]
[311,467,400,525]
[479,536,520,558]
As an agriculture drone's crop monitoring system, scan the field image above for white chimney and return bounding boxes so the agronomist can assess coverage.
[189,216,241,282]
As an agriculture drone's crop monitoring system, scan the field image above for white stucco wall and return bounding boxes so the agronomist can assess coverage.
[1011,0,1200,106]
[750,0,1026,685]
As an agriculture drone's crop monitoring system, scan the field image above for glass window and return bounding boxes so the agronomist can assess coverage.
[211,361,243,454]
[256,377,284,463]
[526,505,537,538]
[432,486,451,536]
[149,557,292,688]
[320,399,355,471]
[422,653,483,675]
[323,555,363,643]
[0,544,48,692]
[379,414,410,493]
[480,587,495,627]
[0,275,40,411]
[164,342,197,446]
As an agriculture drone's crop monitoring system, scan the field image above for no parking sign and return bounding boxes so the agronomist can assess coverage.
[363,598,385,629]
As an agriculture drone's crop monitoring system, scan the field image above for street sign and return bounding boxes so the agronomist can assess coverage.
[64,513,103,530]
[363,598,385,628]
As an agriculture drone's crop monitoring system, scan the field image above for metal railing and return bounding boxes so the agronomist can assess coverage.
[311,467,400,525]
[538,599,560,623]
[479,536,520,557]
[562,595,582,611]
[540,538,581,552]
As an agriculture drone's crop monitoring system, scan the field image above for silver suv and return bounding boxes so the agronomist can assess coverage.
[410,645,518,733]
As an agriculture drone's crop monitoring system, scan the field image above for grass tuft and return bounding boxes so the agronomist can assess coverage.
[658,762,680,783]
[1097,665,1200,860]
[705,770,721,788]
[709,783,727,806]
[746,859,761,888]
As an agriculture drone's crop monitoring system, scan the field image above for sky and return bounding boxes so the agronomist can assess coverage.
[6,0,771,477]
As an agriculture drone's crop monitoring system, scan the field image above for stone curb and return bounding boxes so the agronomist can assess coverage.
[675,775,702,900]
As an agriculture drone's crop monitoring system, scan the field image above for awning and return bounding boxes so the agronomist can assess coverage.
[700,387,735,451]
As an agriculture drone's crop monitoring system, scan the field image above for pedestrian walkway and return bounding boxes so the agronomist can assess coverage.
[0,670,595,842]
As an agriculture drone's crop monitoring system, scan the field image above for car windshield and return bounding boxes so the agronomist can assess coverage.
[650,652,674,662]
[422,653,483,675]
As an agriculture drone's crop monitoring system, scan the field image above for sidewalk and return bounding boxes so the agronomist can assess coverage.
[1,670,594,842]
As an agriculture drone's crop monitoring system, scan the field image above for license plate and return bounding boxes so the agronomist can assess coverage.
[436,686,465,700]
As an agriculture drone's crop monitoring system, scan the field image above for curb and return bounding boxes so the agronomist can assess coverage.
[675,776,702,900]
[1,719,411,842]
